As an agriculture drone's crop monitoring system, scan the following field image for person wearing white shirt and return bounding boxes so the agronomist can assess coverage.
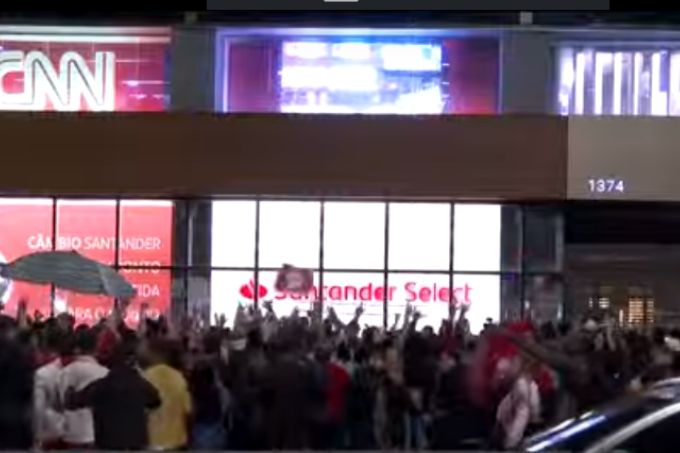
[34,344,65,447]
[495,355,541,450]
[59,329,108,448]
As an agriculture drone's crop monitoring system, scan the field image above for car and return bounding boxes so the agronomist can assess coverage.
[522,382,680,452]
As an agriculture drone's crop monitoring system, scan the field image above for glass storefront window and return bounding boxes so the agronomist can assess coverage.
[523,274,563,323]
[209,270,256,322]
[501,205,523,272]
[0,198,53,315]
[258,201,321,269]
[387,272,451,329]
[453,273,501,332]
[56,199,116,265]
[322,272,385,326]
[454,203,501,272]
[323,202,385,270]
[388,202,451,271]
[211,200,257,268]
[524,206,564,273]
[0,196,565,329]
[257,270,320,318]
[118,200,174,268]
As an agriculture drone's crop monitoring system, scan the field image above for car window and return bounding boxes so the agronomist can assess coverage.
[612,410,680,453]
[524,395,670,452]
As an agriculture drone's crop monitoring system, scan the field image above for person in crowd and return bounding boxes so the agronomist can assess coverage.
[188,330,231,450]
[59,326,109,448]
[34,327,69,449]
[66,335,162,450]
[0,314,34,450]
[141,337,193,451]
[7,291,680,452]
[493,353,541,450]
[260,327,316,450]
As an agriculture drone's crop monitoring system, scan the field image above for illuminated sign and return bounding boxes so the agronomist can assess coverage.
[0,29,170,112]
[0,50,115,111]
[557,45,680,116]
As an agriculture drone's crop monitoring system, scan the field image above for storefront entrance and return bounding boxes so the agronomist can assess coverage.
[565,203,680,327]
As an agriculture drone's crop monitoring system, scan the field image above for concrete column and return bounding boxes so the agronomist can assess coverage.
[170,26,216,112]
[500,30,555,114]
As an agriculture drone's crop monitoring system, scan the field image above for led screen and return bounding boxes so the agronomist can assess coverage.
[218,32,500,115]
[557,45,680,116]
[0,28,170,111]
[280,41,444,114]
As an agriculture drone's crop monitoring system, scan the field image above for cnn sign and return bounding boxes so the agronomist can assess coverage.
[0,29,171,112]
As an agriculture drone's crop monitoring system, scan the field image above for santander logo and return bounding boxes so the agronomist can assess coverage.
[240,280,268,300]
[238,279,472,305]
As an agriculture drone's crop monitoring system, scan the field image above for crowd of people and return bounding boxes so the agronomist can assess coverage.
[0,297,679,451]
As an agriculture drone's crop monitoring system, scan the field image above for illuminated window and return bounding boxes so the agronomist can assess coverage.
[323,202,385,270]
[258,201,321,269]
[323,272,385,326]
[388,203,450,271]
[646,298,656,325]
[56,200,116,265]
[628,297,645,326]
[257,270,320,318]
[118,200,174,267]
[454,274,501,332]
[454,203,501,271]
[210,270,256,322]
[0,198,53,316]
[211,201,257,267]
[387,273,451,330]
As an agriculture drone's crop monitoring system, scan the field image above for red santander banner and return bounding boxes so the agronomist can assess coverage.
[0,199,173,325]
[0,27,170,112]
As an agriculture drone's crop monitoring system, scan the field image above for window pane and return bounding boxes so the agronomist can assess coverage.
[56,199,116,265]
[323,202,385,270]
[524,274,563,323]
[0,198,53,316]
[210,270,256,323]
[187,201,213,267]
[118,200,174,267]
[453,274,500,333]
[322,272,385,327]
[388,203,450,271]
[501,205,522,272]
[56,268,174,327]
[211,200,257,267]
[454,203,501,271]
[259,201,321,268]
[501,273,522,322]
[387,273,451,330]
[524,206,564,272]
[258,270,320,318]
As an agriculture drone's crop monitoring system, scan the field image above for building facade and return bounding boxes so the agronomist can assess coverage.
[2,23,679,329]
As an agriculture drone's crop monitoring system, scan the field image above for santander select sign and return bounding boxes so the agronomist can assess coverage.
[239,280,473,304]
[0,50,115,111]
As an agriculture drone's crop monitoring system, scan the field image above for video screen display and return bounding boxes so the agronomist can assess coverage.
[279,41,444,114]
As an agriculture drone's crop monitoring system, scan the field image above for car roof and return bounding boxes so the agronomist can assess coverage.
[524,386,680,452]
